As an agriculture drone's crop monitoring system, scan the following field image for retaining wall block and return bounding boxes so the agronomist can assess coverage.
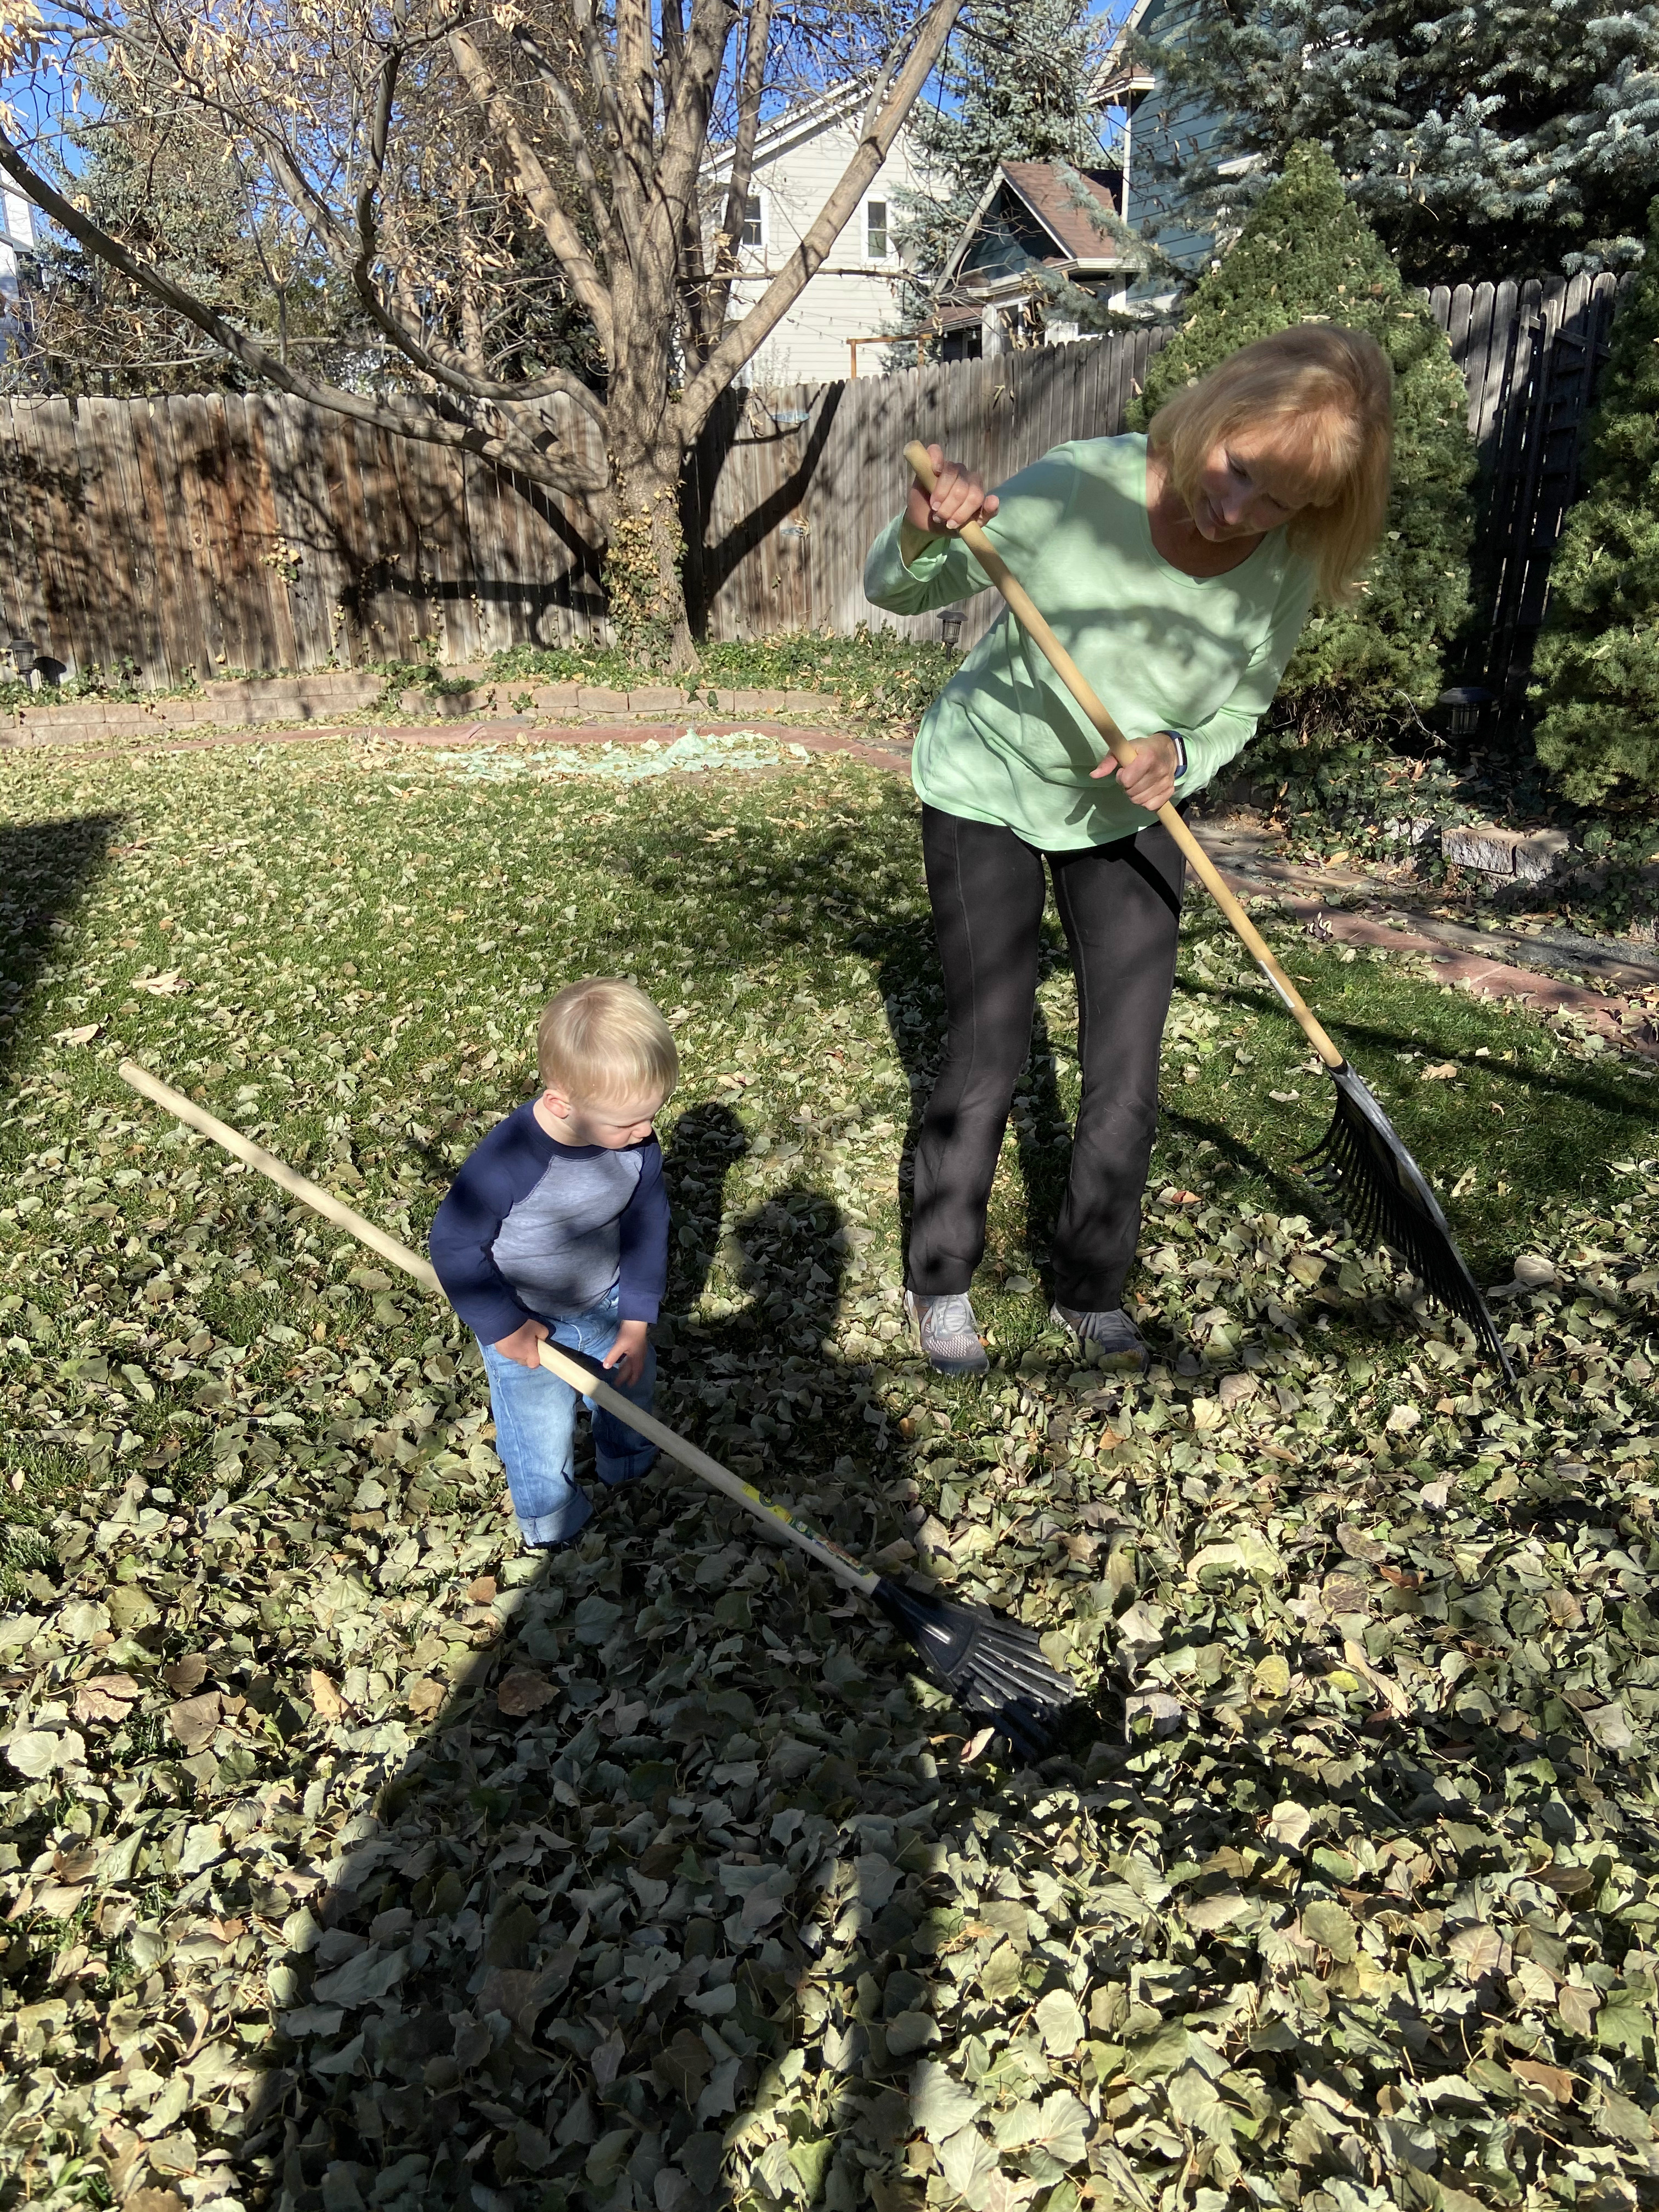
[1445,822,1572,879]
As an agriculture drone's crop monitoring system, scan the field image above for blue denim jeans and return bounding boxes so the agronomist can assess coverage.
[477,1289,657,1548]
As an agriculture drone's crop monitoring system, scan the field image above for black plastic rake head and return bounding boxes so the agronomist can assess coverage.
[872,1577,1079,1763]
[1302,1060,1514,1384]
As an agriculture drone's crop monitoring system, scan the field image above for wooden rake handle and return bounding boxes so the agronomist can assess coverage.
[902,440,1345,1071]
[117,1061,874,1595]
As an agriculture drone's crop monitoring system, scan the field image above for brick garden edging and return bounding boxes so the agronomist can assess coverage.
[0,667,846,751]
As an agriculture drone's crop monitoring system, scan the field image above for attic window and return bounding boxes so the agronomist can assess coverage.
[741,195,763,249]
[867,200,889,258]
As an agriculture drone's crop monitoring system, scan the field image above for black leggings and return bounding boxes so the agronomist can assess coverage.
[907,804,1186,1313]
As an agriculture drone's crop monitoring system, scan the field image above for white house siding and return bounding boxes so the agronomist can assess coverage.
[708,95,928,385]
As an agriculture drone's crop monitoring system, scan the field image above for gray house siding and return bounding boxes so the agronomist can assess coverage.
[1120,0,1228,283]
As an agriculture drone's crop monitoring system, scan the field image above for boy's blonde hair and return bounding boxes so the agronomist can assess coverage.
[537,977,679,1105]
[1148,324,1395,602]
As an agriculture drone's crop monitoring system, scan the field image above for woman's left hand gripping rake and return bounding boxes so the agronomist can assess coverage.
[119,1061,1080,1763]
[903,441,1515,1384]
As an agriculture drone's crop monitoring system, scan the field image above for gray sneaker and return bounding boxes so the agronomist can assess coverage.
[905,1290,990,1375]
[1051,1302,1149,1373]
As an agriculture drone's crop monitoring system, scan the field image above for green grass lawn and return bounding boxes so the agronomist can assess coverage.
[2,733,1658,2212]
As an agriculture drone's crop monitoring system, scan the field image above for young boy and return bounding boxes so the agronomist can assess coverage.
[430,977,678,1551]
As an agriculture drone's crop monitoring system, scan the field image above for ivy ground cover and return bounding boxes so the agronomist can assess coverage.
[2,734,1659,2212]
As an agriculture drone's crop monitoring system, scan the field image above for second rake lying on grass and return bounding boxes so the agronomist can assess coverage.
[119,1060,1080,1764]
[903,441,1514,1384]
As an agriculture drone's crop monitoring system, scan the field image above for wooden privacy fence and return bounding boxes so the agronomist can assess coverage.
[1428,271,1624,706]
[0,331,1172,686]
[0,279,1624,691]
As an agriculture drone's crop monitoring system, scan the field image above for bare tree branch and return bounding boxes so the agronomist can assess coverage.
[447,22,616,359]
[704,0,772,352]
[509,22,614,250]
[614,0,659,200]
[568,0,634,228]
[0,127,607,494]
[680,0,967,432]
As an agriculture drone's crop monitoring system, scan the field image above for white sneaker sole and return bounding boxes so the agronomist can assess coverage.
[905,1291,990,1375]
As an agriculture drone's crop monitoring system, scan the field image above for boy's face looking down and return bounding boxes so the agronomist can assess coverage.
[533,1087,664,1150]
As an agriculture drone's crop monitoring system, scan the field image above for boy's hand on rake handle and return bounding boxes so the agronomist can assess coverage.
[494,1317,549,1369]
[602,1319,649,1389]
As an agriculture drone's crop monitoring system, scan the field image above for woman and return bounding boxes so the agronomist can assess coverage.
[863,324,1394,1376]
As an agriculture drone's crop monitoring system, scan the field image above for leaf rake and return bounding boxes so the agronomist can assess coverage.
[903,441,1514,1381]
[119,1060,1080,1763]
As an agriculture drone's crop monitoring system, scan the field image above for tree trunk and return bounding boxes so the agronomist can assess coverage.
[599,438,696,673]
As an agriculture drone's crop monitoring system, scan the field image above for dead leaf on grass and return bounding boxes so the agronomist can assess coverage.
[496,1667,557,1718]
[166,1693,221,1750]
[308,1670,346,1722]
[72,1673,140,1724]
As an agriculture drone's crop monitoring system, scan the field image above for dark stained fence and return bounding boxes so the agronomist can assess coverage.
[1428,272,1626,706]
[0,286,1623,692]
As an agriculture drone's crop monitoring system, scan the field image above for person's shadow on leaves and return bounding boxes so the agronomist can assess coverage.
[236,1102,952,2210]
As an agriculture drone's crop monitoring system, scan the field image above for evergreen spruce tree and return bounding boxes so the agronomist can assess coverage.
[1531,199,1659,805]
[1128,142,1476,735]
[1146,0,1659,287]
[896,0,1110,319]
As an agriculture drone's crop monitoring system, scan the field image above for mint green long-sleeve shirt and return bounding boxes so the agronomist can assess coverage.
[863,433,1317,850]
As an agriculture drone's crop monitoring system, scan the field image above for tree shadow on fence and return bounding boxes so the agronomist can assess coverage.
[681,382,845,640]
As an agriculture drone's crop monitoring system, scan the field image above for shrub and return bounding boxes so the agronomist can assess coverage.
[1531,198,1659,805]
[1130,141,1477,746]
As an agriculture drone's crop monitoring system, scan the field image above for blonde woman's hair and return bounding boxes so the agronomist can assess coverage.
[1148,324,1395,601]
[537,977,679,1105]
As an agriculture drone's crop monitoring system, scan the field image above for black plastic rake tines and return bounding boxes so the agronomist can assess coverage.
[1301,1060,1515,1384]
[872,1577,1079,1764]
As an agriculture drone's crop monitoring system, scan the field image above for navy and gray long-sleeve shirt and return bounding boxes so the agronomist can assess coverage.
[428,1099,669,1346]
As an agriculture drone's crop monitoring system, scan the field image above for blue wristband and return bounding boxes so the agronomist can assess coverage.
[1168,731,1188,780]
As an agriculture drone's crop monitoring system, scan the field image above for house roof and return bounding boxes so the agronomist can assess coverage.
[1092,0,1161,103]
[936,160,1135,293]
[705,77,879,176]
[1000,162,1122,259]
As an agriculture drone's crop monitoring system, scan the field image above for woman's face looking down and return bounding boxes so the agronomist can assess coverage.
[1188,431,1319,541]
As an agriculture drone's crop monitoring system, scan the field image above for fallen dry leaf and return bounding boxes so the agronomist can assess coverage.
[166,1692,221,1751]
[32,1882,90,1918]
[408,1678,446,1718]
[1420,1060,1459,1080]
[466,1575,498,1604]
[1511,2058,1575,2104]
[72,1674,140,1724]
[496,1667,557,1718]
[308,1670,346,1723]
[161,1654,209,1696]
